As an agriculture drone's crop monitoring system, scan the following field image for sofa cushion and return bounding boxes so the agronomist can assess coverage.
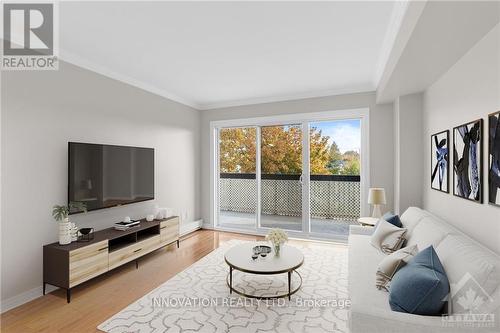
[376,245,418,291]
[389,246,450,315]
[382,212,403,228]
[349,234,393,313]
[400,207,429,234]
[405,217,451,250]
[371,219,407,254]
[436,234,500,314]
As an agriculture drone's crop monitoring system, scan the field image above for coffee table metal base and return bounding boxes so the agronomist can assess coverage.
[226,268,302,300]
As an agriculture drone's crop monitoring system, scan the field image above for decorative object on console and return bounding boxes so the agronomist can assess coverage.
[389,246,450,315]
[155,208,173,219]
[77,227,94,242]
[52,202,87,245]
[370,219,407,254]
[431,130,449,193]
[114,220,140,231]
[266,228,288,256]
[70,222,78,242]
[453,119,483,203]
[368,188,386,218]
[376,245,418,291]
[489,111,500,207]
[146,214,155,222]
[58,221,71,245]
[155,208,165,219]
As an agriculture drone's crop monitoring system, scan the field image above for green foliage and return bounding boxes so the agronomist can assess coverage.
[260,125,302,174]
[52,202,87,221]
[219,126,360,176]
[341,151,360,175]
[327,142,343,174]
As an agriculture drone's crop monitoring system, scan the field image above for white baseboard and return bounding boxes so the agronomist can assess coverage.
[1,284,58,314]
[201,223,213,230]
[1,219,203,313]
[180,219,203,236]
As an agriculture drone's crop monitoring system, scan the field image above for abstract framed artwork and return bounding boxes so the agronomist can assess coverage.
[453,119,483,203]
[431,130,449,193]
[489,111,500,207]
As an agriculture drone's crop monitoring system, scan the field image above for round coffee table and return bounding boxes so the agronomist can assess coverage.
[224,243,304,300]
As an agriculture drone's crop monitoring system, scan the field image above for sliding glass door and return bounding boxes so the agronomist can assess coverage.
[309,120,361,236]
[260,124,303,231]
[214,112,365,240]
[217,127,257,230]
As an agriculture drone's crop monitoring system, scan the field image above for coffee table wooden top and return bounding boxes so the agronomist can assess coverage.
[224,243,304,274]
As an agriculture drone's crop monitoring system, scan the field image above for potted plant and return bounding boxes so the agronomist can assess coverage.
[52,202,87,245]
[266,228,288,256]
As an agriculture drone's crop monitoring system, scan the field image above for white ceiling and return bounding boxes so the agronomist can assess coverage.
[60,1,397,109]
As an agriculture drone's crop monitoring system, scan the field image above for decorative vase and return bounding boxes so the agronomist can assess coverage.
[273,243,281,257]
[59,218,72,245]
[70,222,78,242]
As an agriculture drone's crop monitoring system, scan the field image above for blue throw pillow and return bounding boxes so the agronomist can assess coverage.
[389,246,449,315]
[383,212,403,228]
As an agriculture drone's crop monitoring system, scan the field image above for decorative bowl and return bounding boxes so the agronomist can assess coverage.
[252,245,271,254]
[79,228,93,235]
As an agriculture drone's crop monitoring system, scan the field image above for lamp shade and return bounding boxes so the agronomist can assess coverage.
[368,188,386,205]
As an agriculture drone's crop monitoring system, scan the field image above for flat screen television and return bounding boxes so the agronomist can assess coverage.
[68,142,154,213]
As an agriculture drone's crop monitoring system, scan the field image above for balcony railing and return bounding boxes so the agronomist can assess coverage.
[219,173,360,221]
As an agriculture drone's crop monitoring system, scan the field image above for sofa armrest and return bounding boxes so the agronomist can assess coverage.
[349,225,374,236]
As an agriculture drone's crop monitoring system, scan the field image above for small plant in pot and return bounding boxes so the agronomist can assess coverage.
[52,202,87,245]
[266,228,288,256]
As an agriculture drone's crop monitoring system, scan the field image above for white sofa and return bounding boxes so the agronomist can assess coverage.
[348,207,500,333]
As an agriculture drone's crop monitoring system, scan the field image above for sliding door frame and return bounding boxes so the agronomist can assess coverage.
[210,108,370,241]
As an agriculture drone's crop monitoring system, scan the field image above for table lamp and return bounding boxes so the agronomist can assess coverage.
[368,188,386,218]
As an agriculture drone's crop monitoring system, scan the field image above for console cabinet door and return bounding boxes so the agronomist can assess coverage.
[160,217,179,245]
[69,240,109,288]
[108,235,160,270]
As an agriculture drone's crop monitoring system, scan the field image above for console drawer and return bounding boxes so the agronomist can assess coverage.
[160,217,179,245]
[108,235,160,270]
[69,240,108,288]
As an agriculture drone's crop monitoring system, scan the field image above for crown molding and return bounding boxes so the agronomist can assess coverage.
[58,49,203,110]
[197,83,374,110]
[57,49,375,111]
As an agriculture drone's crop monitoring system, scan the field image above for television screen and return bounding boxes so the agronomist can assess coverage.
[68,142,154,213]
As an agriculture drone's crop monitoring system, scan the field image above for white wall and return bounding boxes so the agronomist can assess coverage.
[423,24,500,254]
[394,92,423,214]
[1,62,201,305]
[200,91,395,226]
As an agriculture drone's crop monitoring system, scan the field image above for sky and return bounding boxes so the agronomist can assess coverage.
[312,119,361,153]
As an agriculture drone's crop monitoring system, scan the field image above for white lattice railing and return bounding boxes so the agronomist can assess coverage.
[219,173,360,220]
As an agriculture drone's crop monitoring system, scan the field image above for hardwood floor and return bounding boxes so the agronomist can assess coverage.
[0,230,345,333]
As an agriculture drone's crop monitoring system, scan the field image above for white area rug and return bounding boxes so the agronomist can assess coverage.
[98,240,349,333]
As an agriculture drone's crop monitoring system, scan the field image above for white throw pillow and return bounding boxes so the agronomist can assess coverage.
[376,245,418,291]
[370,219,407,255]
